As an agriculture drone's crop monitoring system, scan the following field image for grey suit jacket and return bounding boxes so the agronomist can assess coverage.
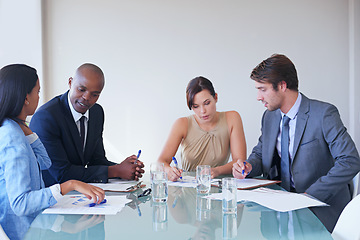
[247,93,360,232]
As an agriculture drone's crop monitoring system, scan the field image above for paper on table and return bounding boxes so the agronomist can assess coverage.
[212,178,280,190]
[167,176,276,189]
[89,179,142,192]
[43,195,131,215]
[205,187,328,212]
[167,175,198,188]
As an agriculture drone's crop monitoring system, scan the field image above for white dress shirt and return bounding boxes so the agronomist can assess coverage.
[67,94,89,150]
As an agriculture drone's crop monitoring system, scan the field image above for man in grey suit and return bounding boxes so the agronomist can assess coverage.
[233,54,360,232]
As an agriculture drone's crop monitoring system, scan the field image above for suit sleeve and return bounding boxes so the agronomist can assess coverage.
[30,109,109,184]
[305,104,360,202]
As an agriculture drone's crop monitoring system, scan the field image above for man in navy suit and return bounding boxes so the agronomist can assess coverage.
[30,63,144,186]
[233,54,360,232]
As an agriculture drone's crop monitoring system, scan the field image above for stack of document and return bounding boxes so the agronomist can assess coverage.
[204,187,328,212]
[43,195,131,215]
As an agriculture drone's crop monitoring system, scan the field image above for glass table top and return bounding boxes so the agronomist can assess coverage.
[1,176,332,240]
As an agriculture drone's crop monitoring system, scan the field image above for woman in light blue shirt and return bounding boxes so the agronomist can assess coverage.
[0,64,105,232]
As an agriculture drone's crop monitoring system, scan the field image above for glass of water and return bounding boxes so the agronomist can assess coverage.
[222,177,237,214]
[150,162,168,202]
[196,165,211,194]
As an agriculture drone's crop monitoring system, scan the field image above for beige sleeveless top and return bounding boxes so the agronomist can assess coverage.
[181,112,230,171]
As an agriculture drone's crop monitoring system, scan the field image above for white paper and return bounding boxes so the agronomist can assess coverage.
[89,179,140,192]
[205,187,328,212]
[167,176,198,188]
[43,195,131,215]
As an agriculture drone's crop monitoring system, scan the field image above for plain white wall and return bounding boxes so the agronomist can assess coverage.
[41,0,355,170]
[0,0,44,100]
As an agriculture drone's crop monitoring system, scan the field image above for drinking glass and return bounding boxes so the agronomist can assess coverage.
[150,162,168,202]
[196,165,211,194]
[222,177,237,214]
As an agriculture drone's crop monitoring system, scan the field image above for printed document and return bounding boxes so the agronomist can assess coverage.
[43,195,131,215]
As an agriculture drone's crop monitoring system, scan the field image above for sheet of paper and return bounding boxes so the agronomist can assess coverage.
[205,187,328,212]
[43,195,131,215]
[167,176,198,188]
[89,179,140,192]
[212,178,280,190]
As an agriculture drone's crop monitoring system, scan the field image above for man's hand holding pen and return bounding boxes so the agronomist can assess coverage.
[232,159,252,179]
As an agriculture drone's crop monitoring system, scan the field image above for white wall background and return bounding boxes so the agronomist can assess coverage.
[1,0,359,172]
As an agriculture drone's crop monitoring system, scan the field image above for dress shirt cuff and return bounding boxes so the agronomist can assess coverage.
[26,132,38,144]
[49,184,63,202]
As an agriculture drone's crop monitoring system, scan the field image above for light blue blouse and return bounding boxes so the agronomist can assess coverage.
[0,118,58,219]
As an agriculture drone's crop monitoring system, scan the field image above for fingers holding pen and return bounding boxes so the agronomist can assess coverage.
[232,160,252,179]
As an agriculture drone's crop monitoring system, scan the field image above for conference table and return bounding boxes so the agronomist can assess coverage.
[18,174,332,240]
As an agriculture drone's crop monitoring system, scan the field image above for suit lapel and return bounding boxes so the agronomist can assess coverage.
[292,94,310,160]
[60,92,86,164]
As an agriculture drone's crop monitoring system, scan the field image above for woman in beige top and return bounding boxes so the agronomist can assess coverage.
[158,76,247,181]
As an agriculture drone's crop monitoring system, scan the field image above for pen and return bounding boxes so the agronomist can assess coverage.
[134,150,141,164]
[88,199,107,207]
[242,161,247,175]
[172,157,182,180]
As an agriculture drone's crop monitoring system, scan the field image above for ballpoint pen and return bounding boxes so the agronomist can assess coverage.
[134,150,141,164]
[242,161,247,175]
[172,156,182,180]
[88,199,107,207]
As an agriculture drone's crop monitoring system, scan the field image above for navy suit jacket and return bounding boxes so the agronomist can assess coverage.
[30,92,115,186]
[247,93,360,232]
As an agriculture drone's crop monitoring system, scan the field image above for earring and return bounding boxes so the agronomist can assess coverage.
[25,100,29,105]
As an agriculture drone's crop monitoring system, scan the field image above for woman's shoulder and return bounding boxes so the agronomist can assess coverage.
[173,117,189,128]
[224,111,242,120]
[0,119,25,147]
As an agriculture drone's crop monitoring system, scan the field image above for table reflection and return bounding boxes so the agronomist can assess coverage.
[168,186,243,240]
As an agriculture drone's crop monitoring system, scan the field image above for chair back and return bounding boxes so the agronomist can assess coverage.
[332,193,360,240]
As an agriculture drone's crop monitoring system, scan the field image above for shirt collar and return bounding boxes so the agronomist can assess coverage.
[67,93,89,122]
[280,92,302,120]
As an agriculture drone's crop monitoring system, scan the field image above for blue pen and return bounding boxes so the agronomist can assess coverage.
[242,161,247,175]
[88,199,107,207]
[134,150,141,164]
[172,157,182,180]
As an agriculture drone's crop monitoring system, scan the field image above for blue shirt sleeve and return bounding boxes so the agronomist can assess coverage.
[0,121,57,216]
